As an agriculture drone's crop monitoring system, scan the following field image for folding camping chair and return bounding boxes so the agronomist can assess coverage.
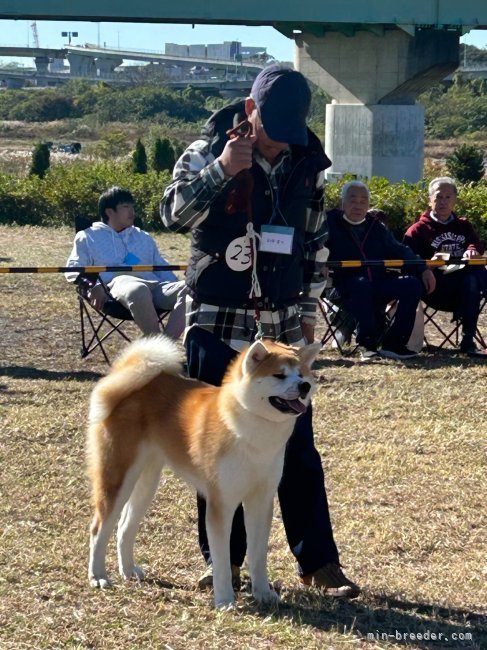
[75,274,170,364]
[319,287,358,355]
[73,215,170,364]
[318,282,394,356]
[423,297,486,353]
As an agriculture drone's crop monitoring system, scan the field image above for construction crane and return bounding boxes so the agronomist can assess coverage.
[31,21,40,48]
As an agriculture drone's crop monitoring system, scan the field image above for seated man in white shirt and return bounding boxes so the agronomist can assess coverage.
[66,186,185,338]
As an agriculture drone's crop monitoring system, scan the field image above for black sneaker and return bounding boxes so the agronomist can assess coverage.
[379,344,418,360]
[460,339,487,358]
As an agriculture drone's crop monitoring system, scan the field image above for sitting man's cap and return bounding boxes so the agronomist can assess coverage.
[250,65,311,146]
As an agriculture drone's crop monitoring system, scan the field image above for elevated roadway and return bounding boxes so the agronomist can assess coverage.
[0,65,253,95]
[0,43,263,84]
[0,44,263,72]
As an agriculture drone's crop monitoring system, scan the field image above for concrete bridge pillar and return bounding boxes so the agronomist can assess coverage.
[67,52,96,78]
[34,55,49,75]
[297,28,459,182]
[95,56,123,79]
[34,55,50,87]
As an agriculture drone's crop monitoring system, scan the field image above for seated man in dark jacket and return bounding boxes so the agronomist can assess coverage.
[327,181,436,361]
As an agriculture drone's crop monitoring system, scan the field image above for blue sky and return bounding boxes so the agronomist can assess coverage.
[0,21,296,63]
[0,19,486,65]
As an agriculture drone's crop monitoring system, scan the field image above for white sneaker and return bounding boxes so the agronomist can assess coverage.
[358,346,379,362]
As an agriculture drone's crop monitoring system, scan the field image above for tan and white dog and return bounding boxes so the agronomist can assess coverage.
[87,335,320,608]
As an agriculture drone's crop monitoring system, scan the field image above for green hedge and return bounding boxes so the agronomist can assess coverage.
[0,161,486,242]
[326,176,487,242]
[0,160,171,231]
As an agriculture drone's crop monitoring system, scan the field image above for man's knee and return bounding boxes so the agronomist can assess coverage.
[156,280,184,310]
[399,276,423,299]
[349,276,372,290]
[342,276,373,304]
[123,282,154,308]
[463,271,482,296]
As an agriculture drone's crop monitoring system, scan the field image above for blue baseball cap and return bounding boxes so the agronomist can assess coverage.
[250,66,311,146]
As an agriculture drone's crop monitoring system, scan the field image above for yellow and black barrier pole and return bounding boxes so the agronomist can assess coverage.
[0,265,189,274]
[0,259,486,274]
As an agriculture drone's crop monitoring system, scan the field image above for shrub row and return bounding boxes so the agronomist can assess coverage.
[0,160,486,242]
[326,176,487,241]
[0,160,171,231]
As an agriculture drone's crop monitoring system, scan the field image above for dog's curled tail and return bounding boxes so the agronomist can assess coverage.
[89,334,183,424]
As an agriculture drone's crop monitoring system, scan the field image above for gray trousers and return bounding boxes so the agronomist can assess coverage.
[108,275,186,338]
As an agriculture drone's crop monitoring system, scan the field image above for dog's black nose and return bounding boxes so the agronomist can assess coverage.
[298,381,311,398]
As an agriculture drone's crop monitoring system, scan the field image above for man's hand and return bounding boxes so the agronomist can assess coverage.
[217,134,257,178]
[88,284,108,310]
[421,269,436,294]
[462,247,481,259]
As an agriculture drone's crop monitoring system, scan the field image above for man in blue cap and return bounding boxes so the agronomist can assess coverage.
[161,65,360,598]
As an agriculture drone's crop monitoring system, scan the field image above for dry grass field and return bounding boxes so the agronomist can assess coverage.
[0,225,486,650]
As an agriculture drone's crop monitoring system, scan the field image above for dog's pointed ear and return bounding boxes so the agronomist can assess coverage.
[243,340,269,375]
[298,342,322,370]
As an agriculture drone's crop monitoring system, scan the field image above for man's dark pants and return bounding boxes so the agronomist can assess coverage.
[337,275,423,349]
[185,325,339,576]
[424,267,487,338]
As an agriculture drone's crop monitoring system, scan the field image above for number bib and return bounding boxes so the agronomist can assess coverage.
[225,236,253,272]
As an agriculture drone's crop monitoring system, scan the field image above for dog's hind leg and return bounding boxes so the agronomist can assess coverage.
[244,485,279,605]
[89,448,149,589]
[205,498,236,609]
[117,454,163,581]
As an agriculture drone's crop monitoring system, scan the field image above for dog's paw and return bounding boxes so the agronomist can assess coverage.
[213,590,236,610]
[214,599,236,611]
[120,565,145,582]
[90,576,112,589]
[252,587,280,606]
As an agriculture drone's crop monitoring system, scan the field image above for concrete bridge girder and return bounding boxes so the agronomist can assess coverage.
[296,27,460,182]
[297,28,459,105]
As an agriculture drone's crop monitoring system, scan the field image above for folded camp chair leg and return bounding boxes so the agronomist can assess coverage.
[79,296,134,364]
[423,299,486,353]
[79,296,111,364]
[318,297,357,356]
[423,307,461,352]
[475,298,487,349]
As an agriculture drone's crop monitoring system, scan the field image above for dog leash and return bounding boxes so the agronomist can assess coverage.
[225,119,264,339]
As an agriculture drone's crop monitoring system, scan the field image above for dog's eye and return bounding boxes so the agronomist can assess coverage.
[273,373,286,380]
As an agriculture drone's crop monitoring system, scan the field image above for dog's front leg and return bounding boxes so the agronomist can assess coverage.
[244,485,279,605]
[205,499,235,609]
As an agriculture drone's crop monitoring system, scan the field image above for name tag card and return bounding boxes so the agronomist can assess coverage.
[259,225,294,255]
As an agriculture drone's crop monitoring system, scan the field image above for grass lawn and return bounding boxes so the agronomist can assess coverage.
[0,225,485,649]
